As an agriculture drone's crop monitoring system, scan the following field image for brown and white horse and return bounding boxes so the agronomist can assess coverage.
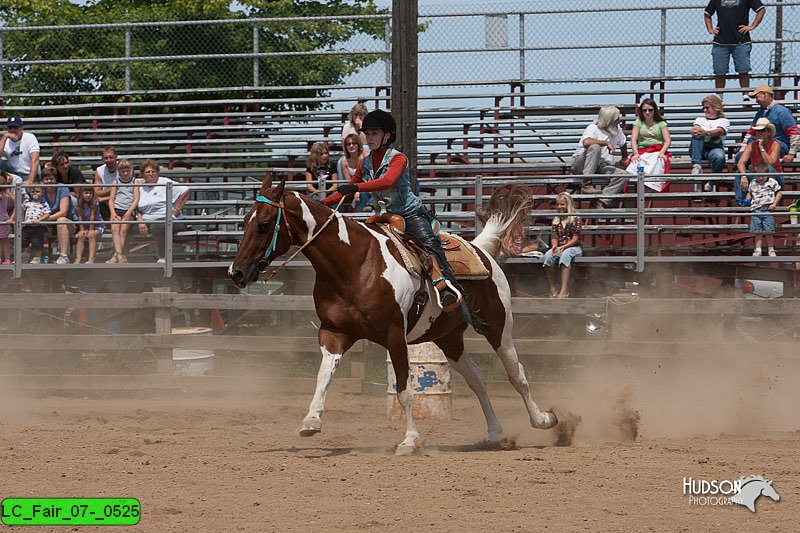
[229,176,557,454]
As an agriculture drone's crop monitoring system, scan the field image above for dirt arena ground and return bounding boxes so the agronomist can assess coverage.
[2,356,799,533]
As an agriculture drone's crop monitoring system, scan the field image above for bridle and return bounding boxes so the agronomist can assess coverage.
[254,191,345,281]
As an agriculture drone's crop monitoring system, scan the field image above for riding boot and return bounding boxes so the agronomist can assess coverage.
[430,261,462,313]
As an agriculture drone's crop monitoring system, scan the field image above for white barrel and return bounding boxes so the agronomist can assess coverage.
[172,327,215,376]
[387,342,452,420]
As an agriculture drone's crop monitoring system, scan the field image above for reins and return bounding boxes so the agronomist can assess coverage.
[256,193,347,282]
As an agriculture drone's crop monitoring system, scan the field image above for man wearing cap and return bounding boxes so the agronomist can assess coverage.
[0,117,41,184]
[740,85,800,164]
[704,0,765,95]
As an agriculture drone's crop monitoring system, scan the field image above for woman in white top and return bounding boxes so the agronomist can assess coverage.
[136,159,189,262]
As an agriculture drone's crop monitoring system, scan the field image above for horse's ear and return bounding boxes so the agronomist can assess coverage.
[263,171,273,189]
[272,175,287,199]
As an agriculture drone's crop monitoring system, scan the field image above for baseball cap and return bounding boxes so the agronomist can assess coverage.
[6,117,23,128]
[748,85,774,98]
[752,117,775,132]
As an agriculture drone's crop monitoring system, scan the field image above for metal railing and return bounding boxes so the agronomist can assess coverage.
[3,173,800,278]
[1,3,797,97]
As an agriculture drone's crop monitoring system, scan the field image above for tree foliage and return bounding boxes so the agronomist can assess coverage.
[0,0,388,107]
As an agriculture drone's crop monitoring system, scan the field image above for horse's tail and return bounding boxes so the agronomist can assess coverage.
[472,184,533,259]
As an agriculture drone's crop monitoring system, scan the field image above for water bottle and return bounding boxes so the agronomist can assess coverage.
[43,242,50,263]
[790,204,798,225]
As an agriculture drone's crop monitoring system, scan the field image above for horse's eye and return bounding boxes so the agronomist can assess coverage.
[258,222,271,233]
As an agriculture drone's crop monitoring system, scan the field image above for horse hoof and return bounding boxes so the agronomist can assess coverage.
[538,411,558,430]
[395,443,420,456]
[299,417,322,437]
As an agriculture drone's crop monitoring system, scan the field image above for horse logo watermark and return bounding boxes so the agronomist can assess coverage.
[683,475,780,512]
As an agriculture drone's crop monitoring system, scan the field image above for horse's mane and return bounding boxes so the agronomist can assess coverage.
[473,184,534,258]
[739,475,768,486]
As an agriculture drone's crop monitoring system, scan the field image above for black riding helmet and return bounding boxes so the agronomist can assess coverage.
[360,109,397,144]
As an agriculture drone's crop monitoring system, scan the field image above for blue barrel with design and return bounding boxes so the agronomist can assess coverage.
[387,342,452,420]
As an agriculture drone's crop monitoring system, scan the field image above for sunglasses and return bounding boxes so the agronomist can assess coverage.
[345,142,358,146]
[702,106,712,110]
[641,108,655,113]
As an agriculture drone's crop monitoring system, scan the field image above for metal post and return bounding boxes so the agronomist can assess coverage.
[124,27,131,92]
[165,182,173,277]
[518,14,525,82]
[636,171,646,272]
[659,9,667,79]
[13,183,22,279]
[475,174,484,233]
[152,287,173,375]
[253,23,260,88]
[773,0,784,90]
[0,30,4,95]
[384,18,392,86]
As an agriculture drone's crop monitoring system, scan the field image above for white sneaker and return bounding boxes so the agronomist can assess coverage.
[752,249,762,257]
[703,182,713,192]
[55,254,70,265]
[30,257,41,264]
[768,250,777,257]
[156,258,166,264]
[691,164,703,175]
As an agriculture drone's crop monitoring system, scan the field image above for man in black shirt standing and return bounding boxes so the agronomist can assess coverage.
[704,0,766,98]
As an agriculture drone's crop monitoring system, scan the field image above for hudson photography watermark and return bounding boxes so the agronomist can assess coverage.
[682,475,781,513]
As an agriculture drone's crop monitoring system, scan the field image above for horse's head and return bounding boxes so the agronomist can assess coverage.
[761,480,780,502]
[229,174,292,288]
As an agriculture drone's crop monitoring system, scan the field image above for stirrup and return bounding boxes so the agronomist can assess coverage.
[433,277,462,313]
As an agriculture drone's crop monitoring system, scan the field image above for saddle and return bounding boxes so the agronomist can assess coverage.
[366,213,490,280]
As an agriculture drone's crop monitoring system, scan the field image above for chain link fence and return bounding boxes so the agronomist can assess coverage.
[0,2,797,101]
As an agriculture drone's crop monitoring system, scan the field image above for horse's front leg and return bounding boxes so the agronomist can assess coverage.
[388,334,422,455]
[299,328,355,436]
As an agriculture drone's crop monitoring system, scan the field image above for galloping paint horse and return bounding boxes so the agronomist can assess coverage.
[229,176,557,454]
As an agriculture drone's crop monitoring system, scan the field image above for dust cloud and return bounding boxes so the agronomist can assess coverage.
[545,312,800,444]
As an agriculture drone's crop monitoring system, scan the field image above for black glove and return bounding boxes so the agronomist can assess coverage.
[337,184,359,196]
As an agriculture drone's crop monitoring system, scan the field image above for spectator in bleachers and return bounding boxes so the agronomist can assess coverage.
[339,133,369,211]
[74,187,105,264]
[305,143,338,202]
[93,146,119,220]
[10,186,50,264]
[0,117,40,184]
[41,167,77,265]
[106,159,139,264]
[689,95,730,192]
[341,103,369,147]
[0,172,11,265]
[570,106,628,207]
[627,98,672,192]
[136,159,189,264]
[739,85,799,165]
[543,192,582,299]
[52,151,87,197]
[736,118,783,204]
[746,162,781,257]
[704,0,765,96]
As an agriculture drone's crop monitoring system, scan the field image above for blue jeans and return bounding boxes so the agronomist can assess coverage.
[689,137,726,173]
[735,168,785,204]
[543,246,583,268]
[712,43,752,75]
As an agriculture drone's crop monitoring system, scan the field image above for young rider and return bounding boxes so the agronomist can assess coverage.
[323,109,470,319]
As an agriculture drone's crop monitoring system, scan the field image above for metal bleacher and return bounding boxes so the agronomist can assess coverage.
[2,78,800,282]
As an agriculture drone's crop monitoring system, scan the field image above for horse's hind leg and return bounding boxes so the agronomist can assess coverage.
[300,329,355,436]
[434,331,503,443]
[491,329,557,430]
